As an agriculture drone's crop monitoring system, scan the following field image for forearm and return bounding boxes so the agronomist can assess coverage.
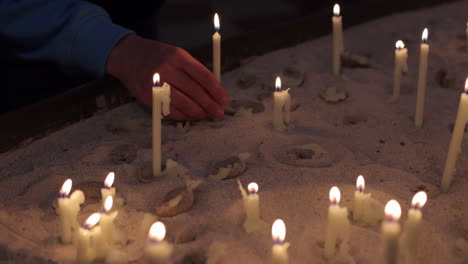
[0,0,131,78]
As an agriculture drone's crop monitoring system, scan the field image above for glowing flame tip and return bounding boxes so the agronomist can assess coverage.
[396,40,405,49]
[104,172,115,188]
[103,196,113,213]
[247,182,259,194]
[464,77,468,93]
[422,28,428,42]
[329,186,341,204]
[149,221,166,242]
[153,73,160,86]
[214,13,220,31]
[275,77,282,91]
[60,179,72,197]
[384,200,401,221]
[333,4,340,16]
[272,219,286,243]
[356,175,365,191]
[411,191,427,209]
[83,213,100,229]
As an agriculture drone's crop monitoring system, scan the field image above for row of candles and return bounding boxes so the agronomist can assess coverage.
[57,172,427,264]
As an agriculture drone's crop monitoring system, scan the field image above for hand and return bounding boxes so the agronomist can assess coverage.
[106,34,229,120]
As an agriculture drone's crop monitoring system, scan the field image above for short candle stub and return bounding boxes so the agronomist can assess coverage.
[148,221,166,244]
[101,196,113,214]
[396,40,405,50]
[411,191,427,210]
[272,219,286,244]
[153,73,161,87]
[275,76,282,92]
[83,213,101,230]
[214,13,220,32]
[421,28,428,44]
[384,200,401,222]
[329,186,341,205]
[104,171,115,189]
[59,179,72,198]
[356,175,365,193]
[333,4,340,17]
[247,182,259,195]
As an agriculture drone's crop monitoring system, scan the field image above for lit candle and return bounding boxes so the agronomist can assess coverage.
[271,219,290,264]
[101,172,115,202]
[324,186,350,259]
[152,73,171,177]
[442,77,468,192]
[273,77,291,131]
[213,13,221,81]
[76,213,102,264]
[100,196,119,245]
[391,40,408,102]
[353,175,371,222]
[332,4,344,75]
[145,221,174,264]
[381,200,401,264]
[415,28,430,128]
[57,179,85,244]
[238,181,267,233]
[401,191,427,264]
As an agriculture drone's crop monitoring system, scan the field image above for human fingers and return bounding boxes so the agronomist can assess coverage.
[169,71,224,119]
[177,50,229,105]
[171,88,207,120]
[168,105,187,121]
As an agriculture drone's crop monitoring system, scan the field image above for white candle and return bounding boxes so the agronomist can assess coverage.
[152,73,171,177]
[332,4,344,75]
[145,221,174,264]
[415,28,430,128]
[100,196,119,245]
[57,179,85,244]
[353,175,371,222]
[401,191,427,264]
[391,40,408,102]
[324,186,350,259]
[273,77,291,131]
[442,78,468,192]
[101,171,116,202]
[381,200,402,264]
[271,219,290,264]
[213,13,221,81]
[76,213,101,264]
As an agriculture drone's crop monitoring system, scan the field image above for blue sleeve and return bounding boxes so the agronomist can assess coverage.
[0,0,132,78]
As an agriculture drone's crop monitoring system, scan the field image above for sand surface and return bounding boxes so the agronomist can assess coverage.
[1,1,468,263]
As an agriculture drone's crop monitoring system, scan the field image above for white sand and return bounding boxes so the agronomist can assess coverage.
[0,1,467,263]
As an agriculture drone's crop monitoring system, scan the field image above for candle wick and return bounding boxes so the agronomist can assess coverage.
[273,239,283,245]
[58,193,68,198]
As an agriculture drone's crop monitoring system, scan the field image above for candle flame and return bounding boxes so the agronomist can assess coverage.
[396,40,405,49]
[148,221,166,242]
[272,219,286,243]
[83,213,101,230]
[214,13,220,31]
[103,196,113,213]
[153,73,160,87]
[248,182,259,194]
[329,186,341,205]
[104,172,115,188]
[333,4,340,16]
[464,77,468,93]
[411,191,427,209]
[384,200,401,221]
[275,76,282,91]
[422,28,428,43]
[356,175,365,192]
[60,179,72,197]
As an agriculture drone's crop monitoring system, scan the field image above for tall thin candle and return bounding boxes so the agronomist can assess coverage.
[441,77,468,192]
[391,40,408,102]
[381,200,401,264]
[332,4,344,75]
[213,13,221,81]
[415,28,430,128]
